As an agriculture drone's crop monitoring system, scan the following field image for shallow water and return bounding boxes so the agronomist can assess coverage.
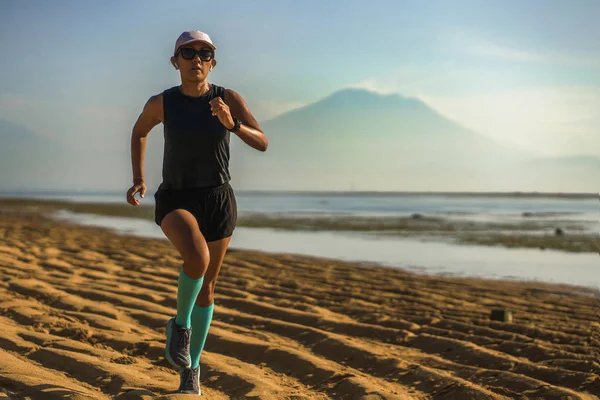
[51,210,600,291]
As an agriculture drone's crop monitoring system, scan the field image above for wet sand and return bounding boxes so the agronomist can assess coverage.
[1,210,599,399]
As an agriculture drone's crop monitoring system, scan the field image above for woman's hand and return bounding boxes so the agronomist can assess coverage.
[209,97,234,130]
[126,180,146,206]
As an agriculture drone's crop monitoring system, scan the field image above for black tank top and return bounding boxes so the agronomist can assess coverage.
[158,84,231,190]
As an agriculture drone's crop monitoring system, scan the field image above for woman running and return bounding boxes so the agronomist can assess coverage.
[126,30,268,395]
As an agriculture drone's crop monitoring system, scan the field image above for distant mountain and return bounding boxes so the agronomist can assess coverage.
[254,88,527,165]
[0,119,64,189]
[230,89,536,191]
[229,88,600,192]
[0,119,132,191]
[0,119,49,146]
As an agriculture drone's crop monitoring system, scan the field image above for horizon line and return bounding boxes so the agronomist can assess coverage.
[0,189,598,199]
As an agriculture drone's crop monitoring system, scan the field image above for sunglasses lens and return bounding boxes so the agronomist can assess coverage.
[199,50,213,61]
[180,48,195,60]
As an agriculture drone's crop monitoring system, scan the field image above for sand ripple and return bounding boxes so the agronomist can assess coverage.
[1,211,599,399]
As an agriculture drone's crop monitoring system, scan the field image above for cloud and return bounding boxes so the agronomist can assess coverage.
[0,93,135,149]
[253,99,305,122]
[418,86,600,156]
[0,94,28,110]
[76,105,130,121]
[468,42,600,67]
[345,78,398,95]
[345,63,519,99]
[0,93,129,121]
[444,28,600,68]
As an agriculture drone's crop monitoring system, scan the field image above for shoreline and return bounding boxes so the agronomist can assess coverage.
[11,207,600,295]
[1,197,599,254]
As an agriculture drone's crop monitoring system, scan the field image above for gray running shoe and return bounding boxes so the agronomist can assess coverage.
[165,317,192,369]
[177,366,201,395]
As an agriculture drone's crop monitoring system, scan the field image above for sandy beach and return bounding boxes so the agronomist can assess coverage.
[1,209,599,399]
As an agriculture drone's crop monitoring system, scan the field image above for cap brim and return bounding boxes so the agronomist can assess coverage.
[175,39,216,53]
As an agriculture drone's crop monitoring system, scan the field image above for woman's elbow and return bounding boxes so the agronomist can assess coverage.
[259,135,268,152]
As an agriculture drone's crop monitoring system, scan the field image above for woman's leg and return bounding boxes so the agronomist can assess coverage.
[160,209,210,368]
[161,209,210,280]
[189,235,231,369]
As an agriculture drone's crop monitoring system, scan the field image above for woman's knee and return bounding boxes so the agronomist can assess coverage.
[183,251,210,277]
[196,281,216,306]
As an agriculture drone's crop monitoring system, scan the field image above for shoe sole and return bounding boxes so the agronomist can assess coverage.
[178,366,201,395]
[177,389,202,395]
[165,318,191,369]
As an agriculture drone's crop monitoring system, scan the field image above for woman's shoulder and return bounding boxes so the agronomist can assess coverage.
[211,84,245,103]
[210,83,227,97]
[162,86,180,96]
[145,87,177,104]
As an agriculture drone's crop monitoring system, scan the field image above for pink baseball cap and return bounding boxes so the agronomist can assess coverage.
[174,30,216,54]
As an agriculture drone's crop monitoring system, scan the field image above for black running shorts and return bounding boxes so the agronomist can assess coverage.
[153,182,237,242]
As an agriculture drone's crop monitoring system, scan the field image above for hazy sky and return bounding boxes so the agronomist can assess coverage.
[1,0,599,163]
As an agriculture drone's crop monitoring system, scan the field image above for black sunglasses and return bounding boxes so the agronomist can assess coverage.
[176,47,214,61]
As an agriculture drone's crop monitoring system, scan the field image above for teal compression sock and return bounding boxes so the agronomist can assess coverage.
[175,269,204,329]
[190,303,214,369]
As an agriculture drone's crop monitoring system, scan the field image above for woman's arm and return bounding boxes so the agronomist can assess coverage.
[131,94,163,184]
[223,89,268,152]
[126,94,162,206]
